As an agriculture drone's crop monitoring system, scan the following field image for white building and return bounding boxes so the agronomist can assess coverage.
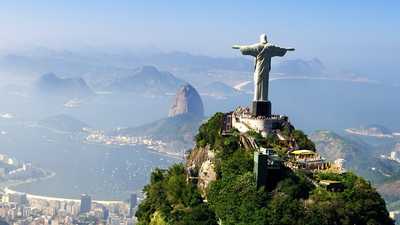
[227,107,289,137]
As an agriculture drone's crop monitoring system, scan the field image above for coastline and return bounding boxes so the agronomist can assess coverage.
[0,170,56,190]
[345,128,398,138]
[1,170,130,203]
[234,75,392,92]
[83,140,185,160]
[3,187,125,205]
[25,124,186,160]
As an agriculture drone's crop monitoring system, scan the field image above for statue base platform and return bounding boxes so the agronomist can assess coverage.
[227,106,289,137]
[252,101,271,117]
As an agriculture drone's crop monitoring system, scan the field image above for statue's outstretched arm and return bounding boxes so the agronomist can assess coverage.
[233,44,259,56]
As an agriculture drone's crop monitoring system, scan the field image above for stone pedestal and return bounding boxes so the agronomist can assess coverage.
[252,101,271,117]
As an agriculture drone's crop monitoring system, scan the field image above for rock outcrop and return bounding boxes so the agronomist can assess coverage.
[186,145,216,197]
[168,84,204,118]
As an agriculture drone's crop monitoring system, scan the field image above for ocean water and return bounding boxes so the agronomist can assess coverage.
[204,79,400,133]
[0,79,398,201]
[0,122,180,201]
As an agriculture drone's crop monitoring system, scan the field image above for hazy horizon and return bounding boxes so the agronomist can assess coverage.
[0,1,399,80]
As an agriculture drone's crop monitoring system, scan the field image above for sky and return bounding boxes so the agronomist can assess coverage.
[0,0,399,78]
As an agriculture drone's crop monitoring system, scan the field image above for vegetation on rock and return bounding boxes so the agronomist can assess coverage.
[137,113,394,225]
[135,164,217,225]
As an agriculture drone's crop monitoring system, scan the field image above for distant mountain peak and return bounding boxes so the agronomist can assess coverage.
[106,66,185,95]
[168,84,204,118]
[273,58,325,75]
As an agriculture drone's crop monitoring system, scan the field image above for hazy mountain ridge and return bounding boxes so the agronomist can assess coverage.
[379,180,400,209]
[198,81,241,98]
[310,130,400,183]
[273,58,325,75]
[37,114,90,133]
[310,130,400,214]
[132,51,253,72]
[0,49,251,76]
[115,114,202,143]
[104,66,185,95]
[1,48,333,80]
[104,114,202,156]
[35,73,94,98]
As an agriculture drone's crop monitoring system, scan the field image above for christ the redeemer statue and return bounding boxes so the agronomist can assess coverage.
[233,34,295,117]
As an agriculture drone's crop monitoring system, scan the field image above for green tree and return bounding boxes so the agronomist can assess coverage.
[208,172,268,225]
[195,113,224,148]
[220,149,253,178]
[136,164,217,225]
[292,130,316,150]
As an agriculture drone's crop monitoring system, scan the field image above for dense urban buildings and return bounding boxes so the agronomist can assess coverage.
[0,189,136,225]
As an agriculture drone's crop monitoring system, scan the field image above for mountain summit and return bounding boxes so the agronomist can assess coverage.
[168,84,204,118]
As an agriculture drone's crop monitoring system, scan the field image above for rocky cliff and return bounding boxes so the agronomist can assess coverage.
[168,84,204,118]
[186,145,217,197]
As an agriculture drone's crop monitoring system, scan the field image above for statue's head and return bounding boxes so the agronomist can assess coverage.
[260,34,268,44]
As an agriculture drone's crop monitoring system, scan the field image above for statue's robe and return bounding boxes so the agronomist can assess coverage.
[240,43,287,101]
